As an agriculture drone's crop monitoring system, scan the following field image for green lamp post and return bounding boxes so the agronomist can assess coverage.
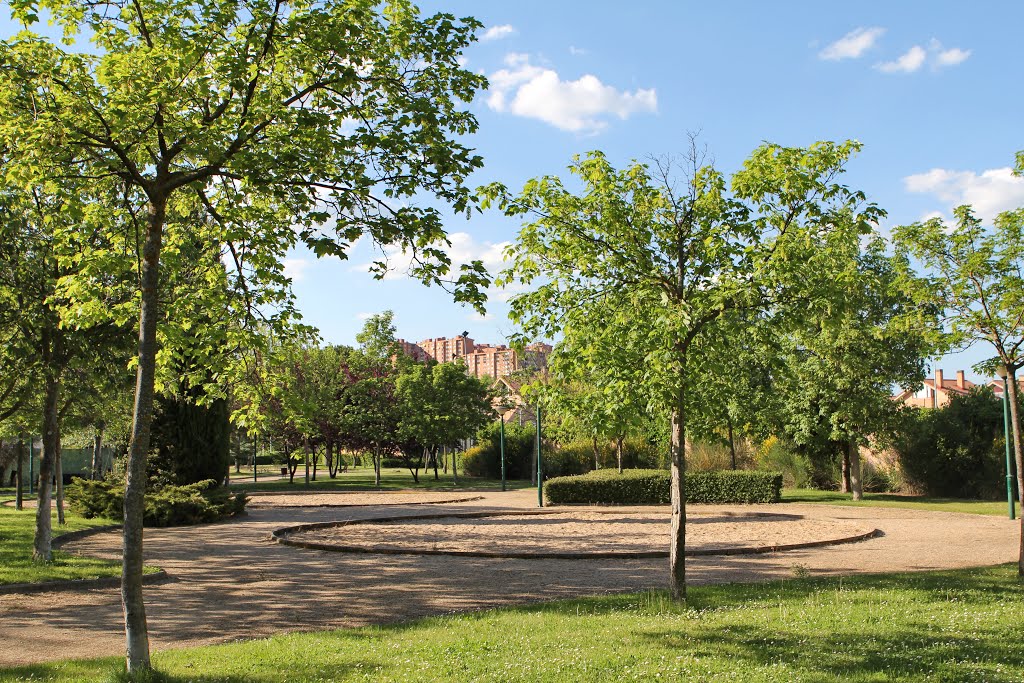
[996,365,1016,520]
[536,404,543,508]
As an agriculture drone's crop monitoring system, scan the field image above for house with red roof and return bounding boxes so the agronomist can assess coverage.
[892,369,975,409]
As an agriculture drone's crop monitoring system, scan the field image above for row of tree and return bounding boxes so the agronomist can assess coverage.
[242,312,493,485]
[487,138,1024,598]
[0,0,495,673]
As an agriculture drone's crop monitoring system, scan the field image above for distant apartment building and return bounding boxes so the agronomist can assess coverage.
[396,334,552,380]
[893,369,974,408]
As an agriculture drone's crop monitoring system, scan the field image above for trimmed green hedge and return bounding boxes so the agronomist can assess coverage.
[67,477,248,527]
[545,469,783,505]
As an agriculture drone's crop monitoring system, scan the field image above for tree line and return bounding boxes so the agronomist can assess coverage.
[2,0,1023,676]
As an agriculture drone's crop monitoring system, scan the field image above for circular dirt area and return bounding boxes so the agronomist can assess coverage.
[246,491,484,508]
[276,510,878,558]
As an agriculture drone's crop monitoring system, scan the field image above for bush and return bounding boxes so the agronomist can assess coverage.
[463,421,535,479]
[755,436,812,489]
[67,477,247,527]
[895,388,1006,499]
[545,469,783,505]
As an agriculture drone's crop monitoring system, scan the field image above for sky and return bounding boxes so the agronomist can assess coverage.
[4,1,1023,381]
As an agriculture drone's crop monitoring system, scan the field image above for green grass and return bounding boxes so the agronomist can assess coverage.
[0,500,124,586]
[783,488,1017,517]
[234,466,532,494]
[2,565,1022,682]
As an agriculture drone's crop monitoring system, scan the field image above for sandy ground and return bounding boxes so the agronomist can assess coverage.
[284,511,875,555]
[0,490,1017,668]
[246,491,483,508]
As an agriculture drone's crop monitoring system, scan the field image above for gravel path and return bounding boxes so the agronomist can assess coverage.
[0,490,1017,668]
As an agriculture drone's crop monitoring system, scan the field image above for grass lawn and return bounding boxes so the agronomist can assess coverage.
[234,466,533,494]
[783,488,1017,517]
[2,565,1022,682]
[0,500,124,586]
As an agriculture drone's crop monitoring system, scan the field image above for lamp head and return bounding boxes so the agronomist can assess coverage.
[996,365,1008,380]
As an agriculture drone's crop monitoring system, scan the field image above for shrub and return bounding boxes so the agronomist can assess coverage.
[67,477,247,527]
[463,421,535,479]
[894,388,1006,499]
[545,469,783,505]
[148,392,231,485]
[755,436,812,489]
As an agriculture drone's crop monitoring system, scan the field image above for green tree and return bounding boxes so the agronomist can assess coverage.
[395,360,492,482]
[893,204,1024,575]
[0,1,489,670]
[486,141,879,599]
[760,238,933,498]
[0,181,132,557]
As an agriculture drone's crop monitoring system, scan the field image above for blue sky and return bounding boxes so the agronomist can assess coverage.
[5,1,1023,381]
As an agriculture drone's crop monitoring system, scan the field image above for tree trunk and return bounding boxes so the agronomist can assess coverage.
[592,436,600,470]
[327,443,337,478]
[15,434,24,511]
[848,439,863,501]
[33,372,59,561]
[432,445,439,481]
[122,194,167,673]
[55,427,65,526]
[1004,368,1024,576]
[92,422,105,480]
[727,416,736,470]
[616,435,624,474]
[374,447,381,489]
[304,439,310,487]
[840,444,851,493]
[452,445,458,485]
[669,385,687,601]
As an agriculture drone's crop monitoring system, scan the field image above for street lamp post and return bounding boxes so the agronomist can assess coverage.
[499,415,507,492]
[997,365,1016,520]
[536,404,543,508]
[28,436,34,495]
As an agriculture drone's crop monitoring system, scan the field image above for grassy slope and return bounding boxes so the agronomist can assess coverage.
[0,501,121,585]
[783,488,1016,517]
[233,466,532,493]
[2,566,1022,682]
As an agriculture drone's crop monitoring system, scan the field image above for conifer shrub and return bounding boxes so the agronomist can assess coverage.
[67,477,247,527]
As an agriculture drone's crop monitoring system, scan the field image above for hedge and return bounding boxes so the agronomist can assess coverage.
[544,469,783,505]
[67,477,248,527]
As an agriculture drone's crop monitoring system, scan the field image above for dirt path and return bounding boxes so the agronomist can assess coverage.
[0,490,1017,668]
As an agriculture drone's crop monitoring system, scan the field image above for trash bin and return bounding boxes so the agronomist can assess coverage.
[280,467,288,476]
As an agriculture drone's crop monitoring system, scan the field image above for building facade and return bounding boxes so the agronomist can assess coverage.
[892,369,974,408]
[396,335,552,381]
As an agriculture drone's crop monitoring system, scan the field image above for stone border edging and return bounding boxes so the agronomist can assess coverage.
[51,523,123,550]
[248,495,485,509]
[0,569,170,596]
[0,523,170,596]
[272,510,881,559]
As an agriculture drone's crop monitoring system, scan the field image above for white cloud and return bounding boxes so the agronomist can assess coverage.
[936,47,971,66]
[819,27,885,60]
[480,24,515,42]
[877,45,927,73]
[569,45,587,56]
[468,311,495,322]
[356,312,373,321]
[904,167,1024,222]
[358,232,512,282]
[876,40,971,74]
[283,258,311,282]
[487,53,657,134]
[931,39,971,67]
